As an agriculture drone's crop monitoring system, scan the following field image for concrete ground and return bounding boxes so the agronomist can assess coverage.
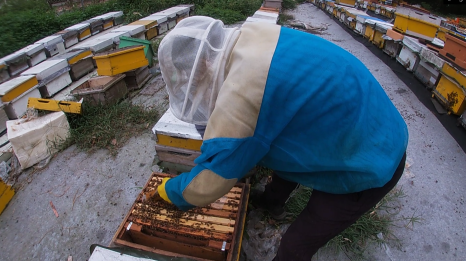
[1,3,466,261]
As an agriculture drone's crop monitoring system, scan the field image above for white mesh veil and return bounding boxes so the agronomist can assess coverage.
[158,16,240,125]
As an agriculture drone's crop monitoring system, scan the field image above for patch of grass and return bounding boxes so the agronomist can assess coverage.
[278,13,294,25]
[281,186,420,260]
[249,166,274,188]
[63,101,159,155]
[196,6,245,25]
[284,185,312,218]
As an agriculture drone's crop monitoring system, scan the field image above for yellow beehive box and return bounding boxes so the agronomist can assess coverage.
[93,46,148,76]
[336,0,356,7]
[129,19,158,30]
[152,109,203,152]
[442,62,466,89]
[364,24,375,40]
[437,27,449,42]
[433,72,466,115]
[0,179,14,215]
[0,75,38,103]
[393,6,445,42]
[393,13,439,41]
[145,27,158,40]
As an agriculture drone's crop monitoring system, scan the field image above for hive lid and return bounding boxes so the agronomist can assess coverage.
[73,37,114,52]
[253,11,279,20]
[55,29,79,39]
[152,109,202,140]
[356,15,385,23]
[95,31,131,44]
[245,17,277,24]
[93,13,115,21]
[35,35,63,46]
[420,46,446,69]
[152,7,182,18]
[111,25,145,35]
[375,22,393,32]
[1,52,27,64]
[402,36,424,53]
[0,75,37,96]
[66,23,90,31]
[16,44,45,56]
[93,45,145,59]
[50,48,93,64]
[141,15,168,23]
[20,59,68,80]
[106,11,123,18]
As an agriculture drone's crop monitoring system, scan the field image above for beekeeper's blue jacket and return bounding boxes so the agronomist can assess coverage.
[157,22,408,210]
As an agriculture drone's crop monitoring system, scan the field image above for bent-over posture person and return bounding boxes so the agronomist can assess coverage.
[155,16,408,260]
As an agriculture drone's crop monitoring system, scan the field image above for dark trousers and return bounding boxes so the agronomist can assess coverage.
[267,153,406,261]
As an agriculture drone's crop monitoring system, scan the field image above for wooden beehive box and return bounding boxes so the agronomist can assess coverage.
[111,172,250,261]
[71,74,127,105]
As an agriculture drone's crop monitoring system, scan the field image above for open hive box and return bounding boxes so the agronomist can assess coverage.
[111,172,250,261]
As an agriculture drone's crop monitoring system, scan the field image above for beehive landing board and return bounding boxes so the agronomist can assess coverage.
[111,172,249,261]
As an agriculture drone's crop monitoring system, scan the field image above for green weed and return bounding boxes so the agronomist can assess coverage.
[276,181,421,260]
[63,101,159,155]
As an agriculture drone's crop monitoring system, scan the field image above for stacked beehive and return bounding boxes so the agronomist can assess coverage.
[0,5,195,172]
[311,0,466,128]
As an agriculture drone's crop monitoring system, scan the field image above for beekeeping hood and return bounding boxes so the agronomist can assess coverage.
[158,16,241,125]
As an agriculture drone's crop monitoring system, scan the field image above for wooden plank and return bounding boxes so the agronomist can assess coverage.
[135,203,236,226]
[130,209,234,233]
[131,230,225,261]
[200,208,237,219]
[27,97,82,114]
[216,197,240,206]
[209,202,238,212]
[127,217,232,241]
[113,239,213,261]
[227,183,249,261]
[143,226,211,247]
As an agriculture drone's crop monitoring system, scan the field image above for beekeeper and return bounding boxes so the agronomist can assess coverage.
[156,16,408,260]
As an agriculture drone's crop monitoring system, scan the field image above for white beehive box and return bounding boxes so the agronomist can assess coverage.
[55,30,79,49]
[20,59,72,98]
[35,35,65,57]
[0,103,8,133]
[66,23,92,41]
[106,11,124,25]
[141,14,169,37]
[7,111,70,169]
[414,47,447,89]
[4,85,41,119]
[93,13,115,30]
[0,61,10,84]
[0,75,38,103]
[16,44,47,67]
[0,132,12,163]
[1,52,29,76]
[21,59,68,81]
[396,36,424,72]
[152,8,181,29]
